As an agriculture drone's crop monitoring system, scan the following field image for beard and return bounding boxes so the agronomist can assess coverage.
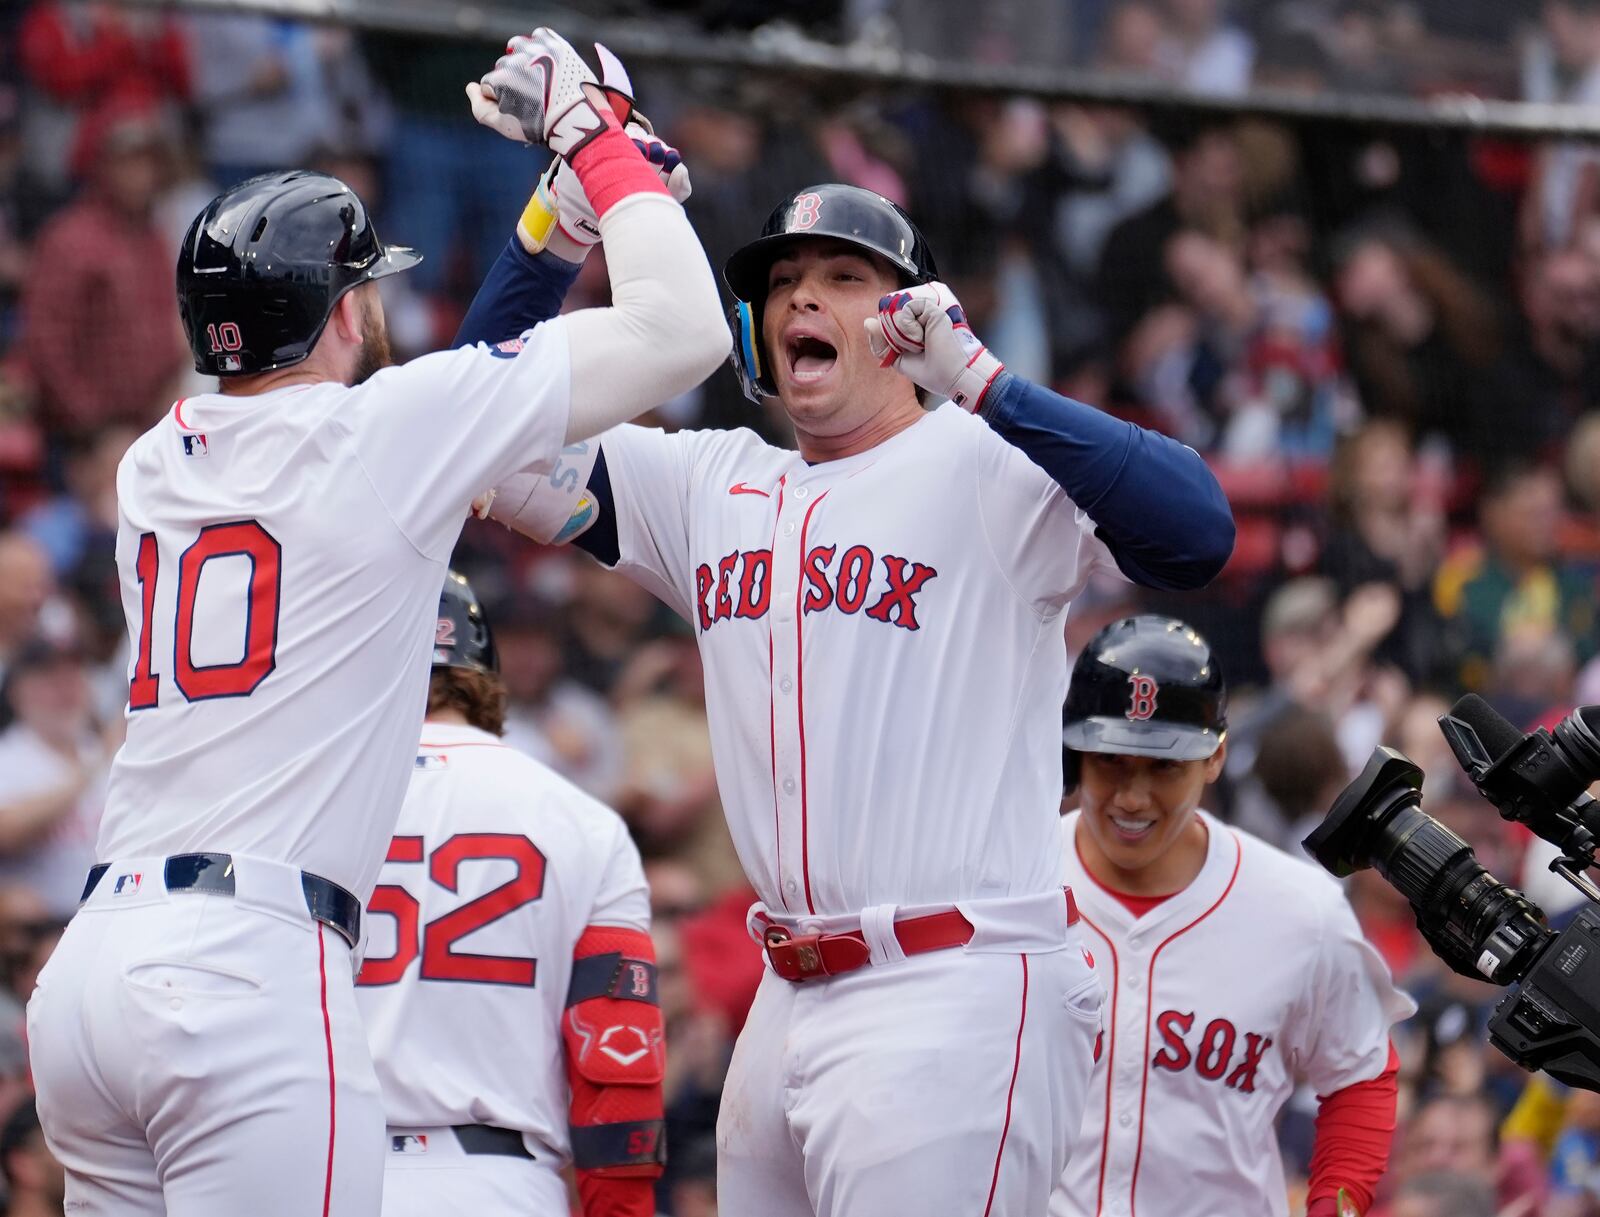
[351,297,396,386]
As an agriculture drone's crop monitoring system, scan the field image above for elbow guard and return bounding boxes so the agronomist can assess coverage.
[563,926,667,1181]
[481,439,601,545]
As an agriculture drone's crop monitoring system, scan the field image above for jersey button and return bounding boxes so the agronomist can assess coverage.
[1126,974,1142,989]
[1118,1112,1133,1128]
[783,777,796,794]
[785,878,799,896]
[794,486,810,500]
[783,522,797,537]
[780,678,793,693]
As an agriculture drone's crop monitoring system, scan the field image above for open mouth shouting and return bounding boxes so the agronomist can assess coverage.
[785,329,840,385]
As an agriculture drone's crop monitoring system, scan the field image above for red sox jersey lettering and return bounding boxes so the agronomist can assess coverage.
[693,546,938,632]
[1150,1012,1273,1093]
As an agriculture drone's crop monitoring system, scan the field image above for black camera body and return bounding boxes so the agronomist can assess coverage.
[1306,701,1600,1092]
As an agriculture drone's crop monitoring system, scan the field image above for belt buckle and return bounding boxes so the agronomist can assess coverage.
[763,925,827,981]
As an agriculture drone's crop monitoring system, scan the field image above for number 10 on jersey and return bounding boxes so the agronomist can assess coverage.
[129,521,283,709]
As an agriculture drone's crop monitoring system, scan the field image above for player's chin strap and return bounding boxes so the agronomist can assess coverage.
[563,925,667,1215]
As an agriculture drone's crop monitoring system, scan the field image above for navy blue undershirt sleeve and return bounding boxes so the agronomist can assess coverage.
[979,372,1235,590]
[450,237,625,562]
[452,238,581,348]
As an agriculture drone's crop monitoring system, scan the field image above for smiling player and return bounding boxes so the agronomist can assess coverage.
[1054,614,1414,1217]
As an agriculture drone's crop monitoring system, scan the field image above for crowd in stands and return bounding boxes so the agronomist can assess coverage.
[5,1,1600,1213]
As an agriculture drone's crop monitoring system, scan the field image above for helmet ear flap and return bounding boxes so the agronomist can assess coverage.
[729,300,774,403]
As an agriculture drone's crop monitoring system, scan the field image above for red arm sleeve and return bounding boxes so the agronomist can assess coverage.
[1305,1042,1400,1217]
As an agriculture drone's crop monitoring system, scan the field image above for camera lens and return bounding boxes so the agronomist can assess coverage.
[1307,747,1549,983]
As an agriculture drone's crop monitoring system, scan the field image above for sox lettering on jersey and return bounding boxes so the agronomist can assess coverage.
[692,546,938,633]
[1150,1010,1274,1094]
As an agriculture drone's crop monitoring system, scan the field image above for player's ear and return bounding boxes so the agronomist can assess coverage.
[329,288,366,346]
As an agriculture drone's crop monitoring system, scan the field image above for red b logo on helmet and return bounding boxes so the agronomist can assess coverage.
[1127,673,1159,721]
[790,193,823,231]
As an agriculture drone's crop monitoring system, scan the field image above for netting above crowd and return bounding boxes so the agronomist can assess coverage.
[5,1,1600,1214]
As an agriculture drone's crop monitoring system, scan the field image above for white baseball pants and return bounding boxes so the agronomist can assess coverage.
[379,1127,568,1216]
[27,854,385,1216]
[717,930,1102,1217]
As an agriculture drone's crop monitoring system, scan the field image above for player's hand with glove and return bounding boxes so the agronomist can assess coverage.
[865,281,1005,413]
[465,28,611,160]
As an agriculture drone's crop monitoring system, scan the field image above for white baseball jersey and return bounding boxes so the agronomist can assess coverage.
[600,404,1118,916]
[356,721,649,1157]
[99,324,570,902]
[1052,810,1415,1217]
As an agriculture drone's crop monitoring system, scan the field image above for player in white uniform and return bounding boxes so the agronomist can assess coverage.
[1051,615,1416,1217]
[25,30,728,1217]
[455,151,1237,1210]
[356,572,662,1217]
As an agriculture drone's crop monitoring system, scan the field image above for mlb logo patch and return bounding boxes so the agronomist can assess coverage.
[489,337,525,360]
[181,433,208,458]
[113,872,142,896]
[391,1135,428,1154]
[415,754,448,772]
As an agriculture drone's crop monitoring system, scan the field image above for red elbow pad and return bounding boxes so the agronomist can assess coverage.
[563,925,667,1192]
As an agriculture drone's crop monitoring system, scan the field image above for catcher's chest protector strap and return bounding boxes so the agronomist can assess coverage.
[563,926,667,1176]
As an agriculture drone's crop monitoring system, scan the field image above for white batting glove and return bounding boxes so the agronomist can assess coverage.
[467,28,607,159]
[865,282,1005,413]
[518,122,691,261]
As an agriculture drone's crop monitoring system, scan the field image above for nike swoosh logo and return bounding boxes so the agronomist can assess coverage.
[728,483,770,497]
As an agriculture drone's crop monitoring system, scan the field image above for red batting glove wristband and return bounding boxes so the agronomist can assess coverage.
[567,110,670,220]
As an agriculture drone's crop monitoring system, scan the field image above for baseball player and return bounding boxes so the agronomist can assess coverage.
[454,156,1237,1211]
[25,29,727,1217]
[1053,614,1416,1217]
[356,572,661,1217]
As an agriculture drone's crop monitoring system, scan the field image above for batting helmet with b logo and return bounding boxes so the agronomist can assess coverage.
[1062,615,1227,787]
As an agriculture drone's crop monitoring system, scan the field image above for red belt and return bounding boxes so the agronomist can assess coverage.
[762,889,1080,983]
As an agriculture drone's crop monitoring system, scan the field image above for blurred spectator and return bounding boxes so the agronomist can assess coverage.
[562,565,665,697]
[494,601,623,801]
[1506,248,1600,461]
[18,104,186,448]
[16,0,189,197]
[653,917,730,1213]
[1385,1170,1496,1217]
[1157,0,1257,94]
[1433,462,1598,692]
[612,635,743,889]
[1126,225,1351,454]
[1522,0,1600,252]
[183,15,345,187]
[1322,420,1448,681]
[1095,118,1244,345]
[0,1099,65,1217]
[0,640,107,917]
[0,535,52,687]
[1332,226,1509,465]
[18,423,130,580]
[1236,703,1349,851]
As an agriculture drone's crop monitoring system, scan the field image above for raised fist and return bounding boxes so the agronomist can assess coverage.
[865,281,1005,412]
[467,28,608,160]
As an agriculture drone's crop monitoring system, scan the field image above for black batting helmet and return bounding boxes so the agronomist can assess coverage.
[723,183,938,402]
[434,571,498,675]
[1062,615,1227,788]
[178,171,420,377]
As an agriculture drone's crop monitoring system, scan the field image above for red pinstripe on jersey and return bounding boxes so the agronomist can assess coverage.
[767,477,787,909]
[794,490,831,915]
[1129,832,1242,1215]
[1078,910,1119,1215]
